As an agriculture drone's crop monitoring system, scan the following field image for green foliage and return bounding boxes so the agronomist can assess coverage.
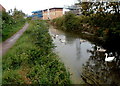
[89,14,120,28]
[26,17,32,22]
[52,12,120,38]
[80,2,94,16]
[52,9,120,52]
[77,1,120,15]
[52,16,65,30]
[2,9,26,41]
[64,12,76,31]
[0,12,2,42]
[28,54,70,84]
[52,12,83,32]
[3,70,24,84]
[3,20,71,84]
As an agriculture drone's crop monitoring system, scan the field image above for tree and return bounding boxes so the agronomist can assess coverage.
[108,2,120,14]
[77,1,94,16]
[77,0,120,15]
[12,8,25,19]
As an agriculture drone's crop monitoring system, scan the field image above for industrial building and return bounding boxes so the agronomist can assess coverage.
[31,10,43,19]
[32,7,70,20]
[42,7,64,20]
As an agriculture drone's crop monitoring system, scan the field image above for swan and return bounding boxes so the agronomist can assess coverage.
[105,53,115,62]
[80,39,86,42]
[55,35,58,37]
[59,39,66,44]
[96,46,106,52]
[52,34,58,39]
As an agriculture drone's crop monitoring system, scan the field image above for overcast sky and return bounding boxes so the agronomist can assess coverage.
[1,0,78,15]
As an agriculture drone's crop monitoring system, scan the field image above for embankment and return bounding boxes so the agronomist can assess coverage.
[2,20,71,84]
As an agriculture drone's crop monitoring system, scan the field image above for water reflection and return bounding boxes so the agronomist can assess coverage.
[81,46,120,85]
[76,39,81,60]
[49,26,120,85]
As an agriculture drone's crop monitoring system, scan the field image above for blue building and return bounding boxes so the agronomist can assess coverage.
[31,10,43,19]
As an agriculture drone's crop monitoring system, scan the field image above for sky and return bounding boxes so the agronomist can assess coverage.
[0,0,78,15]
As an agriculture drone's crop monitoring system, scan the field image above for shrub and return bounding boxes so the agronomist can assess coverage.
[2,11,26,41]
[3,70,24,84]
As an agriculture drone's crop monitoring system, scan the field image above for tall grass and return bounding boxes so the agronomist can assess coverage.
[2,11,26,42]
[2,20,25,42]
[2,20,71,84]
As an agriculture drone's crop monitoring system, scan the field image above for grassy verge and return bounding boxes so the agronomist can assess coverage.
[2,22,25,42]
[2,20,71,84]
[1,11,26,42]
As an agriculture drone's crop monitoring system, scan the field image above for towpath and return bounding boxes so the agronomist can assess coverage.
[0,23,29,56]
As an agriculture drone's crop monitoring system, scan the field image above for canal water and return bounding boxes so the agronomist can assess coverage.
[49,26,120,85]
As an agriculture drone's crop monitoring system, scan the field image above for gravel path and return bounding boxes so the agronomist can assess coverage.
[0,23,29,56]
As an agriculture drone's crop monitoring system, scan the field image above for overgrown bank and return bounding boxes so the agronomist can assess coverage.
[2,20,71,84]
[51,13,120,52]
[1,9,26,42]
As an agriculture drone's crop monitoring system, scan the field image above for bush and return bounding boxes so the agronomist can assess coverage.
[2,11,26,41]
[52,16,65,30]
[52,12,83,32]
[3,70,24,84]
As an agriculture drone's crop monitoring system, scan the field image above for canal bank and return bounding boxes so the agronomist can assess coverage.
[49,25,120,85]
[50,12,120,54]
[2,20,71,84]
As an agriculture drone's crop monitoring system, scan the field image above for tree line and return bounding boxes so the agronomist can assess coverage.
[77,1,120,15]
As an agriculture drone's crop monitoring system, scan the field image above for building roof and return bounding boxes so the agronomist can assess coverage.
[43,9,48,11]
[32,10,42,13]
[49,7,63,10]
[31,7,64,13]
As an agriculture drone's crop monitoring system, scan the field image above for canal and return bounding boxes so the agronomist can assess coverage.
[49,26,120,85]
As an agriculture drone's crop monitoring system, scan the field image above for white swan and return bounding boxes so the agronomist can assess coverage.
[59,39,66,44]
[80,39,86,42]
[105,53,115,62]
[55,35,58,38]
[60,39,65,43]
[52,34,58,39]
[96,46,106,52]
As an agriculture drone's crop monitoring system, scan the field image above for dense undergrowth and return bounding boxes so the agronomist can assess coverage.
[1,10,26,42]
[52,12,120,37]
[2,20,71,84]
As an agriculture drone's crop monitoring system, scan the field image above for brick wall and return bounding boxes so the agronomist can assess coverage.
[0,4,6,12]
[42,8,63,20]
[43,9,49,20]
[49,8,63,19]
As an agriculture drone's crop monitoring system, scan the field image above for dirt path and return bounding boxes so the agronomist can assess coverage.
[0,23,29,56]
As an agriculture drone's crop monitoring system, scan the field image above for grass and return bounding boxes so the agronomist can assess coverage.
[2,20,71,84]
[2,22,25,42]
